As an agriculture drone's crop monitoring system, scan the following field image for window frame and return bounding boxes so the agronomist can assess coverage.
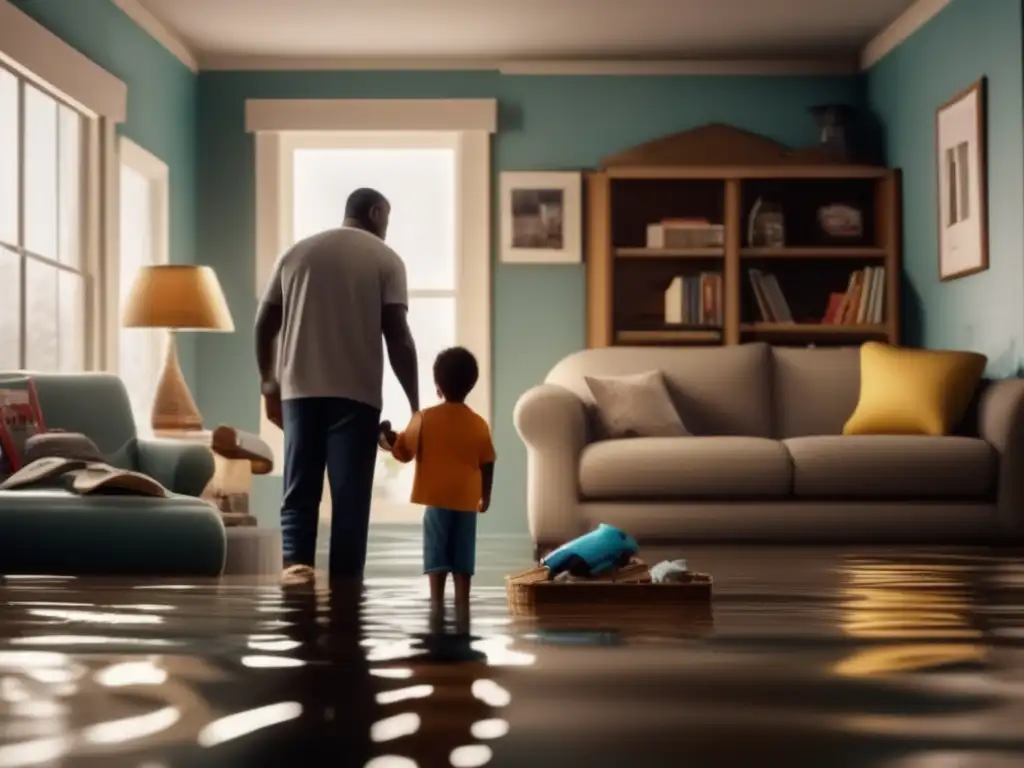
[1,1,128,374]
[0,60,95,372]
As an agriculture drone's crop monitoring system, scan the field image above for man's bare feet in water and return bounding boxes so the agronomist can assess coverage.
[281,564,316,587]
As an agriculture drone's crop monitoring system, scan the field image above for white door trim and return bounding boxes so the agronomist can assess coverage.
[246,98,498,134]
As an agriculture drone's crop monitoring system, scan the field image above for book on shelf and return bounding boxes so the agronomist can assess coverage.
[664,272,723,326]
[747,269,793,323]
[822,266,886,325]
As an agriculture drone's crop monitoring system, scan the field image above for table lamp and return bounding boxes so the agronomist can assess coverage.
[122,265,234,433]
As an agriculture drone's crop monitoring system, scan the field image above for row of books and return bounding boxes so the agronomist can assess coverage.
[664,272,724,326]
[748,269,793,323]
[747,267,887,325]
[822,267,886,324]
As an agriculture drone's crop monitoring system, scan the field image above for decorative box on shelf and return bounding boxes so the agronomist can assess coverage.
[647,219,725,250]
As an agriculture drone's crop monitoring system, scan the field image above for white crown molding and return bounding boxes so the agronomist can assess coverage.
[104,0,946,77]
[0,0,126,121]
[201,54,500,71]
[860,0,954,69]
[245,98,499,133]
[203,53,858,76]
[500,58,858,76]
[109,0,199,73]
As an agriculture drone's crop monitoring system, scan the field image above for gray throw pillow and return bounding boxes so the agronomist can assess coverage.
[584,370,690,439]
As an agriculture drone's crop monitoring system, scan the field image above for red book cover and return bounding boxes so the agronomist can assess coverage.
[0,377,46,474]
[822,292,845,324]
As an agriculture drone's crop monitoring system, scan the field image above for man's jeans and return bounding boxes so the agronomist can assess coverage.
[281,397,380,577]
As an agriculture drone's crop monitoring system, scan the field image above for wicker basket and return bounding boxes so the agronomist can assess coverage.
[506,558,713,615]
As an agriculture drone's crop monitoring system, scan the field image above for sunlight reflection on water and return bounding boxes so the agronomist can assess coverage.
[0,539,1020,767]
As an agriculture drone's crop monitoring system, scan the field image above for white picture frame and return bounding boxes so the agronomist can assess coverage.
[499,171,582,264]
[936,78,988,281]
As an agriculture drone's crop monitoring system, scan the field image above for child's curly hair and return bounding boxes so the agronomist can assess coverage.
[433,347,478,403]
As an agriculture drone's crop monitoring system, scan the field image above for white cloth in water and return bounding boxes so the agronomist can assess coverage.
[650,560,689,583]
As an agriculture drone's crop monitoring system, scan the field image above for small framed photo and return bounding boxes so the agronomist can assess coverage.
[936,78,988,281]
[499,171,582,264]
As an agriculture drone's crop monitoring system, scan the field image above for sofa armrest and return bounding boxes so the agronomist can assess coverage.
[978,379,1024,540]
[514,384,589,547]
[136,438,215,498]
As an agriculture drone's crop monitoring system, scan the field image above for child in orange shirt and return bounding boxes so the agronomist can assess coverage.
[380,347,495,609]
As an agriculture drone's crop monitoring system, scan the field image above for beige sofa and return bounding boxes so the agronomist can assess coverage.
[514,343,1024,552]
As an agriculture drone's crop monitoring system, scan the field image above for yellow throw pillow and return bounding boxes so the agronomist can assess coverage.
[843,342,987,437]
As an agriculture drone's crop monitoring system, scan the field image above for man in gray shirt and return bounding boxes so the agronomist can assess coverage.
[255,188,419,578]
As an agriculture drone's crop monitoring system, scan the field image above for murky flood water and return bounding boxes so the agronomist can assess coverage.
[0,528,1023,767]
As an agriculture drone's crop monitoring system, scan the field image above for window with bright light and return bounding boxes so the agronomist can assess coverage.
[118,139,168,431]
[289,142,458,516]
[0,65,88,372]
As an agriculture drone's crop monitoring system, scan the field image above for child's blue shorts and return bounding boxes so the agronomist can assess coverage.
[423,506,477,576]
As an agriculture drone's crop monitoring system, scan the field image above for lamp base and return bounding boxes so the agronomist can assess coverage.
[151,331,203,433]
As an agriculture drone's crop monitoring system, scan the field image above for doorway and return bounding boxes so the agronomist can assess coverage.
[271,131,477,523]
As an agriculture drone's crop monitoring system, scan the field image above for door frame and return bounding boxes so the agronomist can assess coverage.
[248,99,496,522]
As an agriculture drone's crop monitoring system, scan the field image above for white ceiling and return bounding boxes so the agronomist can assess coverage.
[136,0,919,62]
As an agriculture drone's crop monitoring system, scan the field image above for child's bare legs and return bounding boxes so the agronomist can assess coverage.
[453,573,471,610]
[423,507,476,611]
[453,583,470,635]
[428,572,447,606]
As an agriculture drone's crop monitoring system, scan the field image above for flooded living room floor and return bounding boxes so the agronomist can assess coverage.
[0,527,1022,767]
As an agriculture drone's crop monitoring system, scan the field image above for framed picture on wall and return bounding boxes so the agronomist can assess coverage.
[936,78,988,281]
[499,171,582,264]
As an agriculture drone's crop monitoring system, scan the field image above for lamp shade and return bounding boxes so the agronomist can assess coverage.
[122,265,235,332]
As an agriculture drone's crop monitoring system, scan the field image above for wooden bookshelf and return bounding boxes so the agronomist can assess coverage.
[585,123,901,349]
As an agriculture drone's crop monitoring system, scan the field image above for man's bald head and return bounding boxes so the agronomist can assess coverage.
[344,187,390,240]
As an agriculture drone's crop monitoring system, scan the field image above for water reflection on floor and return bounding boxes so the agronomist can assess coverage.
[0,528,1023,767]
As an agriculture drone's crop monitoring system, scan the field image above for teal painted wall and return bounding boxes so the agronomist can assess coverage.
[865,0,1024,376]
[194,71,861,531]
[10,0,199,386]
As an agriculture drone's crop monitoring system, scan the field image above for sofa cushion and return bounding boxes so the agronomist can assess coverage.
[784,435,996,499]
[0,488,226,576]
[584,370,690,439]
[579,437,792,500]
[842,343,987,436]
[771,346,861,438]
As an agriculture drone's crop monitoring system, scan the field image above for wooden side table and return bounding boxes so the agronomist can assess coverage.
[154,425,272,527]
[154,426,282,577]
